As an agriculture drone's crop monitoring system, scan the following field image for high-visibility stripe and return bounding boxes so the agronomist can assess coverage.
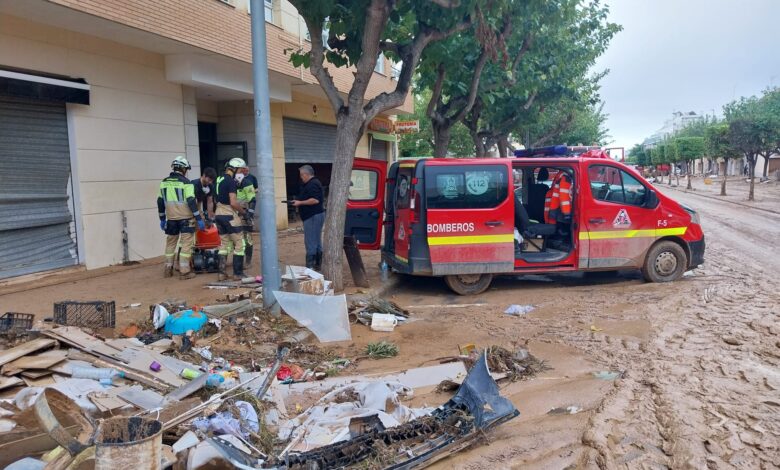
[400,163,416,168]
[428,234,514,246]
[395,254,408,263]
[579,227,687,240]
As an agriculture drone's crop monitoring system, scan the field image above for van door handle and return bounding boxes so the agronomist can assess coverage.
[589,218,606,224]
[485,220,503,227]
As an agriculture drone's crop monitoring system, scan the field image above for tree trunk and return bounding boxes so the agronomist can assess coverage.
[322,115,363,290]
[497,134,510,158]
[687,172,692,190]
[720,160,727,196]
[762,154,770,178]
[748,158,756,201]
[432,122,451,158]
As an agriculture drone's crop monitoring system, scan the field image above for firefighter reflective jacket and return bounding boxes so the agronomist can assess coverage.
[544,173,572,223]
[157,172,202,221]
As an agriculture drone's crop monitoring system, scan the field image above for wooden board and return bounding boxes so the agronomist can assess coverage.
[0,338,56,367]
[0,376,23,391]
[1,350,67,375]
[42,327,125,362]
[20,369,53,379]
[22,375,57,387]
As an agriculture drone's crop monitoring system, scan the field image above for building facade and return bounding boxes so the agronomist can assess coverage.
[0,0,411,278]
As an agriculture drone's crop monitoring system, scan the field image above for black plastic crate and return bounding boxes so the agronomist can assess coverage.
[0,312,34,332]
[53,301,116,329]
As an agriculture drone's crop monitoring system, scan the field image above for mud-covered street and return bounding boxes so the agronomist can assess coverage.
[368,183,780,469]
[1,182,778,469]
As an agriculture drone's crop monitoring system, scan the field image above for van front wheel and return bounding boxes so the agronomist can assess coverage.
[444,274,493,295]
[642,241,687,283]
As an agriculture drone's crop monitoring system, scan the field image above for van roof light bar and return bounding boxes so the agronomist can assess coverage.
[513,145,568,158]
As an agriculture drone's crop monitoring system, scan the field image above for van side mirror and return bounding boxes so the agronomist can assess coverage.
[643,189,659,209]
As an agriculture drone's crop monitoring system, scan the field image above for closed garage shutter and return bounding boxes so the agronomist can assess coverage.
[370,138,388,161]
[283,118,337,163]
[0,94,77,278]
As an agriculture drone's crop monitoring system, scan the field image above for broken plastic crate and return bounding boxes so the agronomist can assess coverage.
[53,301,116,329]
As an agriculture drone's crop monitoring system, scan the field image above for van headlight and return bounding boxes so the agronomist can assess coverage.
[681,204,700,225]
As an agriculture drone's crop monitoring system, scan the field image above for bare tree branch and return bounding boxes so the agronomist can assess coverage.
[301,16,344,113]
[347,0,391,111]
[364,18,471,121]
[523,91,538,110]
[532,112,575,147]
[429,0,461,8]
[426,64,446,121]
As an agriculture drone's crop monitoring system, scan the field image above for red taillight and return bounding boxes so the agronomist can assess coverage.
[409,184,421,225]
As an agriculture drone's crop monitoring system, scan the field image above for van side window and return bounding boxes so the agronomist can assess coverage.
[589,165,647,206]
[425,165,508,209]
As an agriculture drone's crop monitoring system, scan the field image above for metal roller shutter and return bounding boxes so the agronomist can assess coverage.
[283,118,337,163]
[370,138,388,161]
[0,94,77,278]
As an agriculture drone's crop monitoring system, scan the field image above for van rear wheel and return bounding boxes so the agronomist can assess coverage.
[444,274,493,295]
[642,241,687,283]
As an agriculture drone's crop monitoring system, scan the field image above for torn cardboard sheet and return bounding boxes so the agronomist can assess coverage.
[1,350,68,376]
[273,291,351,342]
[0,338,56,367]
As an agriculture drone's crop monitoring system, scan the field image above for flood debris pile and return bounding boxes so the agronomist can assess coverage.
[0,296,521,469]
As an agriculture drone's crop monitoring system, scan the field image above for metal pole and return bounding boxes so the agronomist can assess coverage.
[250,0,280,315]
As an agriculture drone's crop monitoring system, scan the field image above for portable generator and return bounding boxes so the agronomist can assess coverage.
[191,225,221,273]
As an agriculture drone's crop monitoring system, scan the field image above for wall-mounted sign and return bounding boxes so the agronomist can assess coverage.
[395,120,419,134]
[368,117,393,133]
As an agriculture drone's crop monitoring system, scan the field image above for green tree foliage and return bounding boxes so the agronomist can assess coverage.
[435,0,619,157]
[705,121,738,195]
[674,136,705,189]
[723,93,777,200]
[627,143,649,166]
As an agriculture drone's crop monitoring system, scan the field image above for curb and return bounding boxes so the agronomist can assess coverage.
[665,185,780,216]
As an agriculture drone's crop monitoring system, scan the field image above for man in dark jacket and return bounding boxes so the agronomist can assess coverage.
[293,165,325,270]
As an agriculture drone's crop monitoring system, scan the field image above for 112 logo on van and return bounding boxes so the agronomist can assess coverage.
[427,222,476,233]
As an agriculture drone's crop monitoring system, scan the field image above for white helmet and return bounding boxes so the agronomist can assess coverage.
[227,158,247,170]
[171,155,191,171]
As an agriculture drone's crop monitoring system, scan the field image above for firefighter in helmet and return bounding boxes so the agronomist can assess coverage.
[214,158,249,280]
[157,156,205,279]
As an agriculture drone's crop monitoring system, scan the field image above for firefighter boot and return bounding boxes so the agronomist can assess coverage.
[245,244,253,265]
[164,264,174,278]
[180,271,196,280]
[217,255,228,281]
[305,255,316,270]
[233,255,246,280]
[314,250,322,272]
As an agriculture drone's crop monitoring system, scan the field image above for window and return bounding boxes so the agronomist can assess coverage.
[395,168,413,209]
[349,169,378,201]
[374,54,385,74]
[247,0,274,23]
[425,165,508,209]
[589,165,647,206]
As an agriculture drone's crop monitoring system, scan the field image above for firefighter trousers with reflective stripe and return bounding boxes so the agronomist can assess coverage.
[164,219,195,274]
[215,203,245,257]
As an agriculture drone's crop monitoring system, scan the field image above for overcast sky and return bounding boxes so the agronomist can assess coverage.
[594,0,780,151]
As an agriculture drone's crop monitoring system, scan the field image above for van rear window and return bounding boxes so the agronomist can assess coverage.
[425,165,508,209]
[395,168,413,209]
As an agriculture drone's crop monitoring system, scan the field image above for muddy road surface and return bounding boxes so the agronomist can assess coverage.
[371,188,779,469]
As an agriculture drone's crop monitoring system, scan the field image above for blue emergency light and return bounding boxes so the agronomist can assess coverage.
[513,145,568,158]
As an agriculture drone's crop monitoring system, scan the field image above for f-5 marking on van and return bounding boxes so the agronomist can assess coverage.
[345,146,705,295]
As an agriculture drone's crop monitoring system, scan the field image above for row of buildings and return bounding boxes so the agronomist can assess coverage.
[0,0,411,278]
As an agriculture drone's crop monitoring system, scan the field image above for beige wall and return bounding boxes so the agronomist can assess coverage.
[0,15,187,269]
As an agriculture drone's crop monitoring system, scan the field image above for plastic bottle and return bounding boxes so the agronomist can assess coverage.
[70,366,125,381]
[380,261,390,282]
[181,368,202,380]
